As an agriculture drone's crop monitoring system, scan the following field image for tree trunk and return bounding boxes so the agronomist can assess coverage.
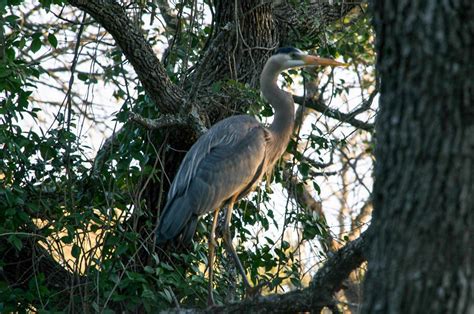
[363,1,474,313]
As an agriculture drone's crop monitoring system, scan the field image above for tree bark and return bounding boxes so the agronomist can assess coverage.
[273,0,356,46]
[363,1,474,312]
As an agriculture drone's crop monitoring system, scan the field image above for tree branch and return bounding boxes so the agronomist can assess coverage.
[155,0,178,31]
[294,96,374,132]
[129,112,207,136]
[68,0,185,114]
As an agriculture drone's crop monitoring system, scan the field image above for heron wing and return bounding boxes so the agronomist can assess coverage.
[156,115,268,243]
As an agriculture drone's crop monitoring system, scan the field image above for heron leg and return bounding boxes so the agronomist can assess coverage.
[207,208,220,306]
[222,201,252,292]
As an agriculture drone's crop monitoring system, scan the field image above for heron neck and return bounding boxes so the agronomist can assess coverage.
[260,61,295,143]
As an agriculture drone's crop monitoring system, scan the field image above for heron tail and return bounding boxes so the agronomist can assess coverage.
[180,214,198,244]
[156,196,195,245]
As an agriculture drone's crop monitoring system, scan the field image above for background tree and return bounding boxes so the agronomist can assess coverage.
[363,0,474,313]
[0,0,376,312]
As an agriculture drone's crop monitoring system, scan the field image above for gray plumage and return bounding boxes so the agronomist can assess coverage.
[155,47,345,304]
[156,47,345,246]
[156,115,269,244]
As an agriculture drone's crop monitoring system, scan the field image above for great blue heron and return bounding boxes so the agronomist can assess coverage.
[156,47,345,304]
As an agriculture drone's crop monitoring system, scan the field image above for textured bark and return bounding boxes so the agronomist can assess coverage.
[188,0,359,122]
[363,1,474,313]
[190,1,277,87]
[185,0,278,127]
[273,0,357,46]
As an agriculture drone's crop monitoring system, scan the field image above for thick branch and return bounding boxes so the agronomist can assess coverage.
[129,112,207,135]
[68,0,185,114]
[155,0,178,31]
[217,233,365,313]
[282,169,324,217]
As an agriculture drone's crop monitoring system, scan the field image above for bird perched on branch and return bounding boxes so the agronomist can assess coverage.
[156,47,346,305]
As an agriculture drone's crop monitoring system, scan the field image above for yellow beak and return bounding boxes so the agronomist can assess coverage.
[303,55,348,67]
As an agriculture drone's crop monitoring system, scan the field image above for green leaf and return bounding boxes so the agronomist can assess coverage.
[144,266,154,274]
[0,69,12,78]
[31,37,42,53]
[141,285,156,300]
[71,244,80,259]
[160,262,174,271]
[158,288,173,304]
[313,181,321,195]
[5,14,19,25]
[0,0,7,11]
[290,276,302,288]
[39,143,55,160]
[7,0,22,6]
[264,237,274,245]
[47,33,58,48]
[60,235,73,244]
[211,81,221,93]
[299,162,310,177]
[115,243,128,256]
[8,235,22,251]
[261,103,273,117]
[77,72,88,81]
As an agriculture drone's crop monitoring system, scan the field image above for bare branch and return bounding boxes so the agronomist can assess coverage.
[294,96,374,132]
[350,200,372,240]
[68,0,186,114]
[347,88,378,117]
[302,153,335,169]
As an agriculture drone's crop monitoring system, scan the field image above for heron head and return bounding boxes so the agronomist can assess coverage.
[272,47,347,70]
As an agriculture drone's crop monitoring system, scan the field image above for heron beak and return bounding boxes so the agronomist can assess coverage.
[303,55,348,67]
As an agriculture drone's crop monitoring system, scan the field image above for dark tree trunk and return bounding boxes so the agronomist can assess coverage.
[363,1,474,313]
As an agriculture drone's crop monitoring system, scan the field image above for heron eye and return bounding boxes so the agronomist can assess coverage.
[289,52,297,58]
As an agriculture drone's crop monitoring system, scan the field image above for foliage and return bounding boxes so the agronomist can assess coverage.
[0,1,375,312]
